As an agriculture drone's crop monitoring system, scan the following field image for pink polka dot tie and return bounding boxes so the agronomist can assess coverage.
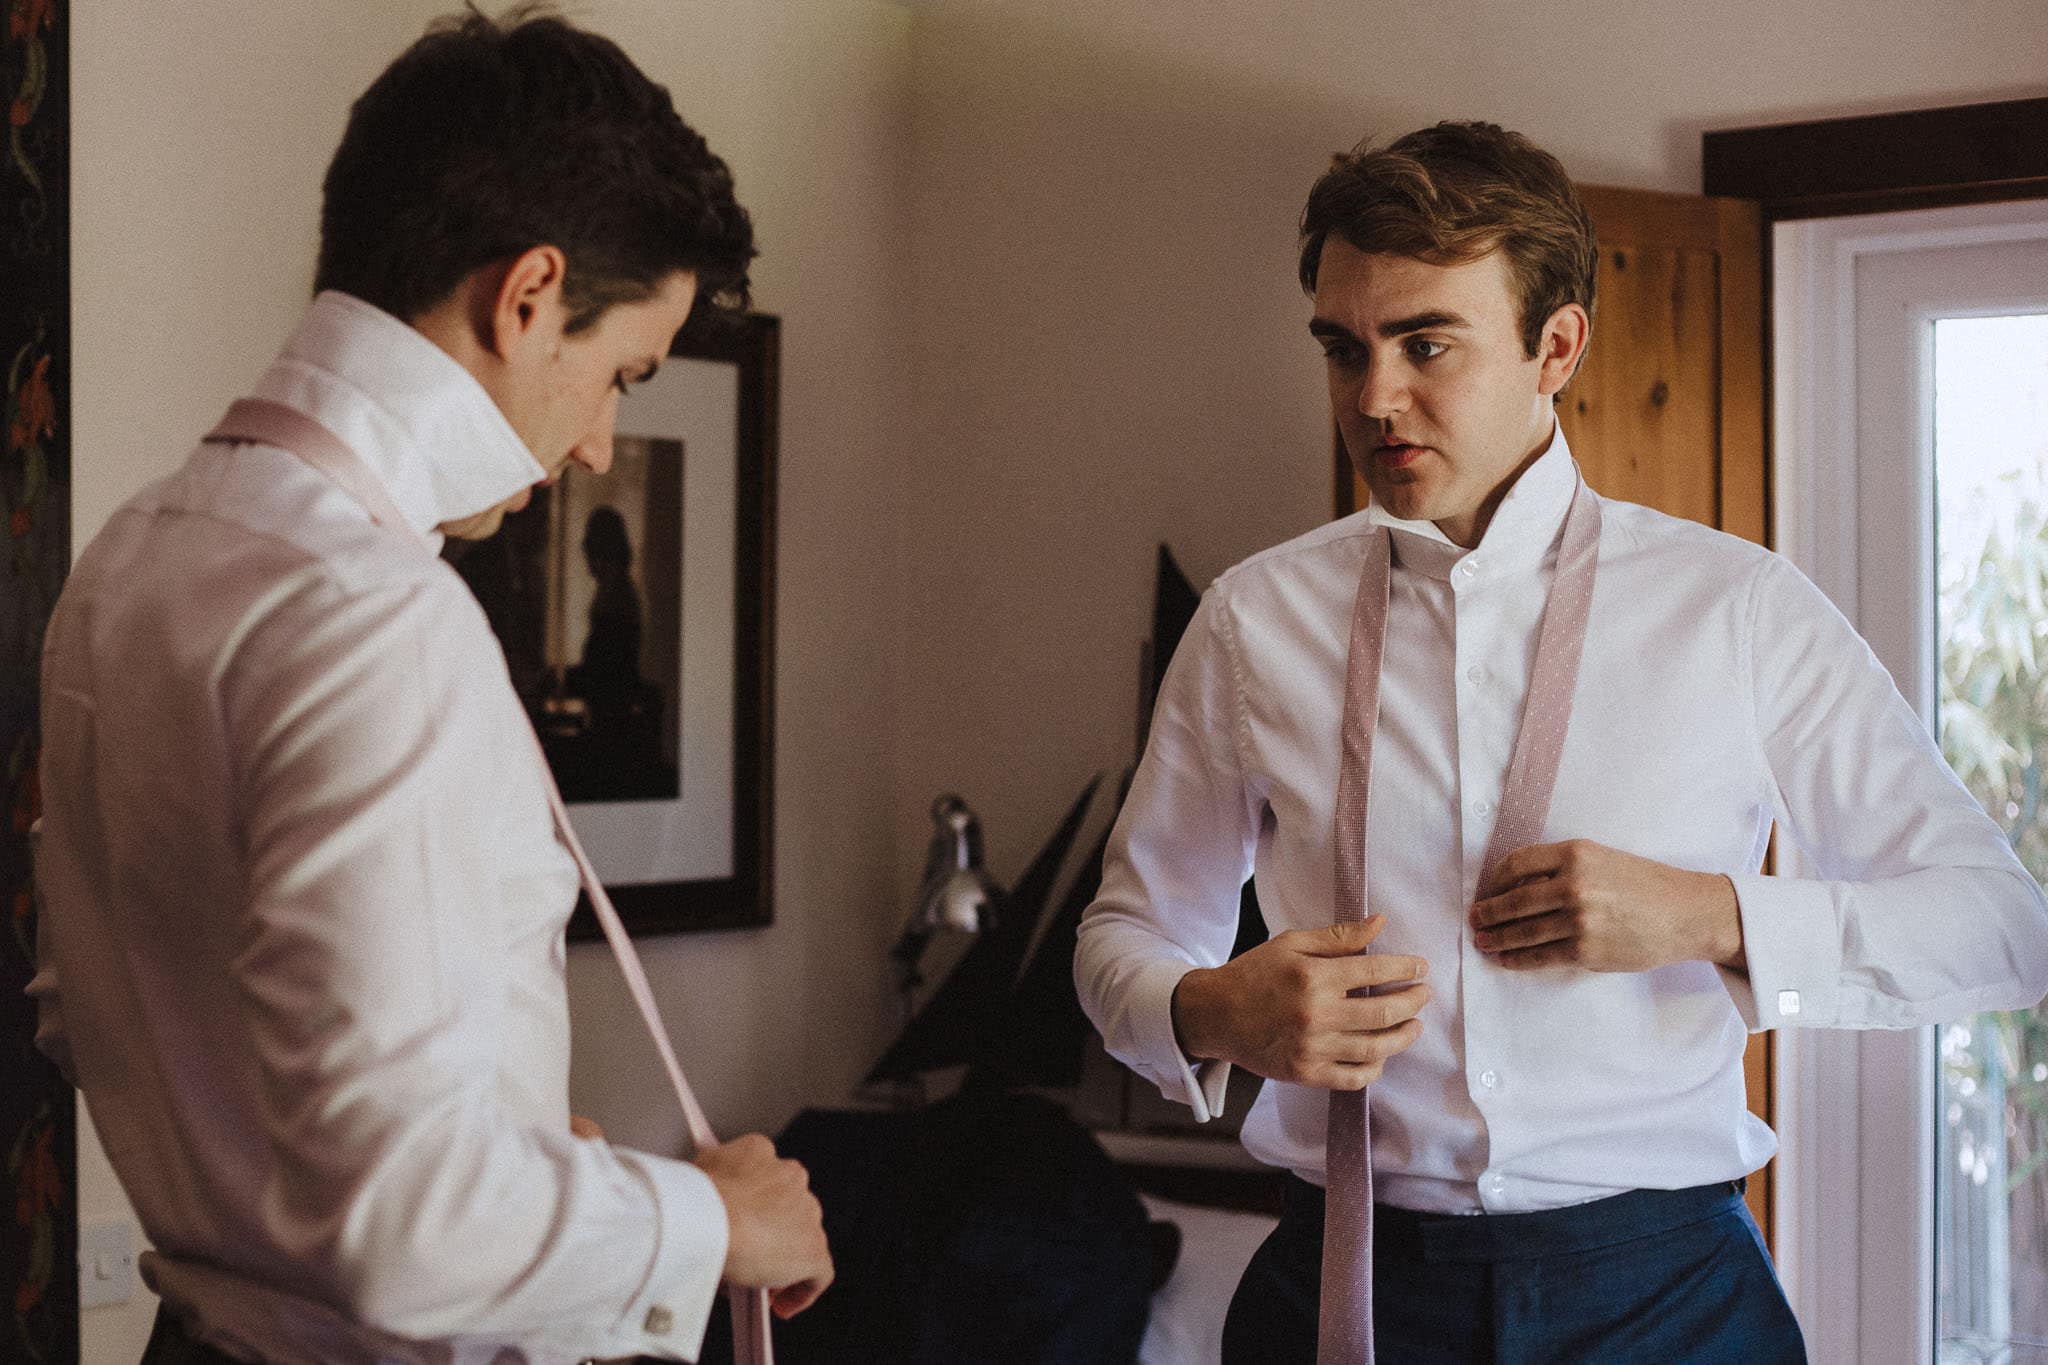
[1321,476,1602,1365]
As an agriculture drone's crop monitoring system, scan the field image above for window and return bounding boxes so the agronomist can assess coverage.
[1931,313,2048,1363]
[1775,200,2048,1365]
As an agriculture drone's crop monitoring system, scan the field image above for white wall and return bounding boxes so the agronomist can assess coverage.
[552,0,913,1172]
[889,0,2048,901]
[69,3,911,1358]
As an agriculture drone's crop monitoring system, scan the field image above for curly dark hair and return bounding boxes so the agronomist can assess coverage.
[1299,121,1595,359]
[315,4,754,333]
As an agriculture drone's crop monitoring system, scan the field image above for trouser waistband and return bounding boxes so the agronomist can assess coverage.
[1282,1173,1748,1263]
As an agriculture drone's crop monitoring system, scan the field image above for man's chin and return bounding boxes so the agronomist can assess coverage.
[439,487,536,541]
[1364,479,1438,523]
[439,507,507,541]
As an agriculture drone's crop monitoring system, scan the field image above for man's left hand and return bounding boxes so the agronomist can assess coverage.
[1470,840,1746,973]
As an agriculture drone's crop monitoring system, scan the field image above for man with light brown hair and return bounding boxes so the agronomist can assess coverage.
[1076,121,2047,1362]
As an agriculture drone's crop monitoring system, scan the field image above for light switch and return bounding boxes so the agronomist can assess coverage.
[79,1219,136,1309]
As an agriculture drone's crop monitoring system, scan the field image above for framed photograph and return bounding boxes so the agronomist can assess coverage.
[445,312,778,935]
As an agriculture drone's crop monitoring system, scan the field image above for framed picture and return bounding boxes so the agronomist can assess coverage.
[445,312,778,936]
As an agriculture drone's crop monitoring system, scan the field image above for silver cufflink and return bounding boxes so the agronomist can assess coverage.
[1778,989,1801,1016]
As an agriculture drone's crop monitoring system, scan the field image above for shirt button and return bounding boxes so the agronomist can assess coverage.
[1486,1173,1506,1195]
[1467,665,1488,684]
[1479,1069,1499,1090]
[1472,799,1492,816]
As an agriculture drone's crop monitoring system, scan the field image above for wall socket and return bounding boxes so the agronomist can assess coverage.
[79,1218,136,1309]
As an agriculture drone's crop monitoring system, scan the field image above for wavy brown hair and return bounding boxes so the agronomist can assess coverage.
[1298,121,1596,359]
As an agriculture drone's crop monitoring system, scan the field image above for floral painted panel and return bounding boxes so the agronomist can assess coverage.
[2,0,74,1360]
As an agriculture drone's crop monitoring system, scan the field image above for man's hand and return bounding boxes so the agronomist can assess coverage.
[1170,915,1429,1090]
[1471,839,1745,973]
[693,1134,833,1319]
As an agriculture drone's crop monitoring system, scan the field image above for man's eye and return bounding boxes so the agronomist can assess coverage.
[1320,343,1363,366]
[1406,338,1447,361]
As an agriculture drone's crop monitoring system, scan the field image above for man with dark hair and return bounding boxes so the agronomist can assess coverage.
[315,6,754,338]
[1077,121,2048,1362]
[32,10,828,1363]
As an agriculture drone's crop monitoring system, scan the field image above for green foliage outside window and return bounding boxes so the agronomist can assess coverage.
[1936,463,2048,1346]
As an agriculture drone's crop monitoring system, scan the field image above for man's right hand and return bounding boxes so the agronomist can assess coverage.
[1170,915,1429,1090]
[692,1134,833,1319]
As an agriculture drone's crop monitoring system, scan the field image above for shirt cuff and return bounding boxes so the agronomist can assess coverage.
[602,1151,730,1362]
[1128,958,1234,1121]
[1726,873,1843,1030]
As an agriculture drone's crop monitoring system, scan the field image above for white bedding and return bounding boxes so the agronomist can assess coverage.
[1138,1194,1280,1365]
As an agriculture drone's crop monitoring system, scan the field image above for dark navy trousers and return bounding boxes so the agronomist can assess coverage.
[1222,1176,1807,1364]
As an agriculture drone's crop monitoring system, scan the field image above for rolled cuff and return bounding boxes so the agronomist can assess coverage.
[1726,873,1843,1030]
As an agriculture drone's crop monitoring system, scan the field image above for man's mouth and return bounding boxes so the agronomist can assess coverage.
[1373,440,1426,470]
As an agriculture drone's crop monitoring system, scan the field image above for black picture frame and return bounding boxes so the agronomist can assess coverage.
[554,311,777,938]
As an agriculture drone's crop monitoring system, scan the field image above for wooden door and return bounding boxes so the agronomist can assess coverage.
[1333,184,1774,1241]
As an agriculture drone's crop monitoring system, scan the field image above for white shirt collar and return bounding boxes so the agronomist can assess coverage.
[1368,422,1581,581]
[249,291,545,540]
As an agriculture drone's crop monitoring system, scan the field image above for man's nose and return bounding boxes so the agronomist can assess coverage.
[1358,363,1407,422]
[571,398,618,475]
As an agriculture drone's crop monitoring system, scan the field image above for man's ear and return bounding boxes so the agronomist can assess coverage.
[1536,302,1591,398]
[484,245,570,362]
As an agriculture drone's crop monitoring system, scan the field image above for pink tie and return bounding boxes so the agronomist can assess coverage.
[1320,478,1602,1365]
[206,398,776,1365]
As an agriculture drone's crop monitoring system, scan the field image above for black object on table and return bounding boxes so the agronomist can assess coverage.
[693,1088,1158,1365]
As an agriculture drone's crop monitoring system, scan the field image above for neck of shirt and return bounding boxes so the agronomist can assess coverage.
[247,290,546,544]
[1368,425,1580,583]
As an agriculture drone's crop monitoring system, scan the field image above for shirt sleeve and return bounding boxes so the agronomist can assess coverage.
[1730,552,2048,1031]
[1074,588,1255,1120]
[222,568,726,1360]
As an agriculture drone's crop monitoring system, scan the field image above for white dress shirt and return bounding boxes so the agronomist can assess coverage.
[31,292,728,1363]
[1076,428,2048,1214]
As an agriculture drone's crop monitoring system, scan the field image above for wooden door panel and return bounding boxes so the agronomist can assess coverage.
[1570,188,1772,1245]
[1571,186,1767,546]
[1558,243,1721,524]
